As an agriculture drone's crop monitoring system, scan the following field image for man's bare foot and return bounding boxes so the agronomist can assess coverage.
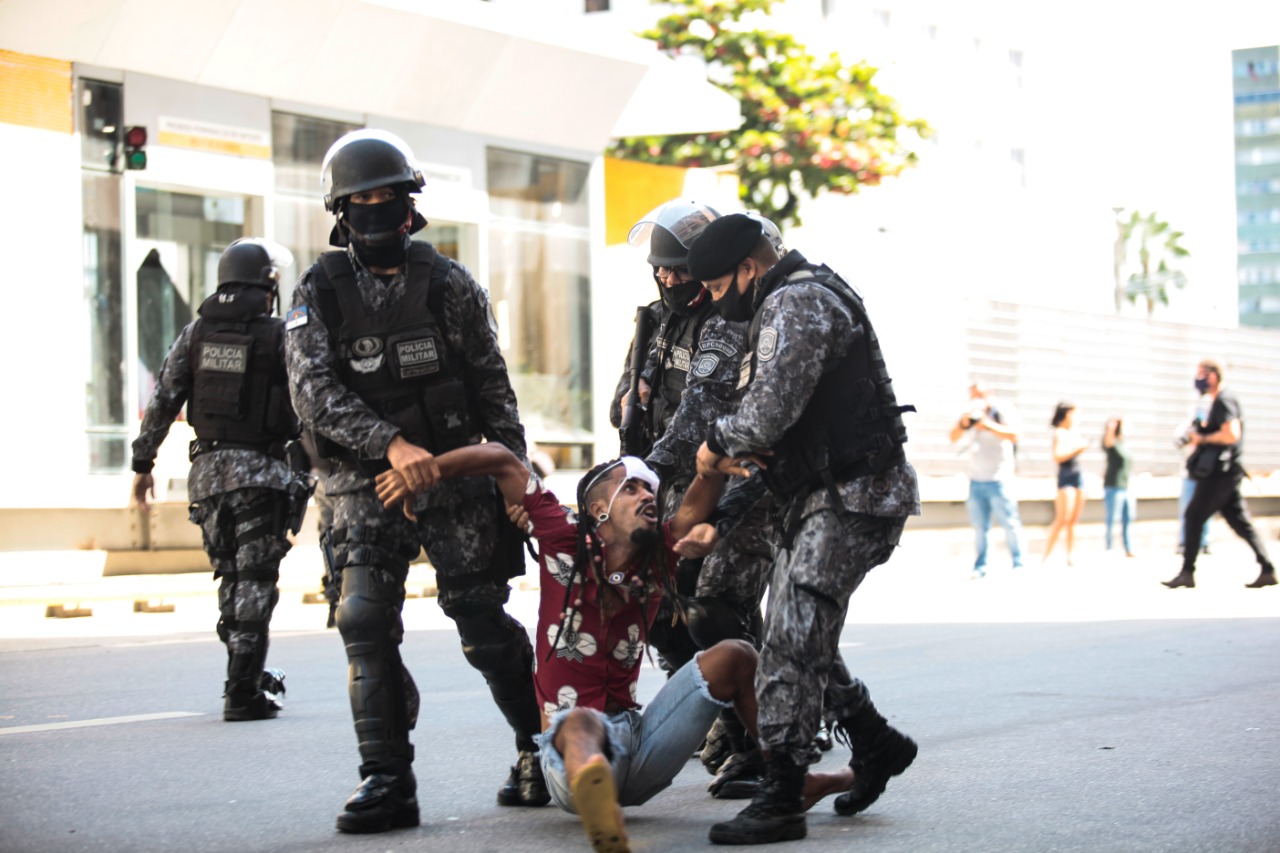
[570,754,629,853]
[801,767,855,811]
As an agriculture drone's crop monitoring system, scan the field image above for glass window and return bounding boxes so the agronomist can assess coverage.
[83,171,126,472]
[272,111,362,195]
[134,188,246,414]
[79,78,122,172]
[486,149,593,457]
[271,111,362,306]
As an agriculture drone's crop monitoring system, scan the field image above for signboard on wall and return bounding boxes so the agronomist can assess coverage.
[157,116,269,159]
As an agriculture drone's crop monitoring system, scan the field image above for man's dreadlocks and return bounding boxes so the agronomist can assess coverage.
[544,459,675,661]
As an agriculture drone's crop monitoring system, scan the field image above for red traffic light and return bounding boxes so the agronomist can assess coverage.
[124,126,147,147]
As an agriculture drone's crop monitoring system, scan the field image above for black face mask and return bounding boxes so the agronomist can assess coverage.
[343,198,411,268]
[659,276,707,315]
[714,268,756,323]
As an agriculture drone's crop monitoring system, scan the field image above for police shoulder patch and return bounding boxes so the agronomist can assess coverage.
[285,305,309,330]
[700,338,738,358]
[691,353,721,378]
[757,327,779,362]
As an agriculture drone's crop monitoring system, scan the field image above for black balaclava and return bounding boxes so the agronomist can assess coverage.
[659,275,708,315]
[341,193,413,269]
[714,267,756,323]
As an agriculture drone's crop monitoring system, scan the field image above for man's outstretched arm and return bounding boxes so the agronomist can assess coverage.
[375,443,530,513]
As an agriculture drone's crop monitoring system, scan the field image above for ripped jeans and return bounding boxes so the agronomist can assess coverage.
[537,652,730,812]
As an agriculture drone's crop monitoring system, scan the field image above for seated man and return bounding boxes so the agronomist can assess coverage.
[375,447,850,853]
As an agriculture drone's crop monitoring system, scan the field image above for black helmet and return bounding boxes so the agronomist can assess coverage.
[217,238,294,290]
[321,130,425,212]
[628,199,721,267]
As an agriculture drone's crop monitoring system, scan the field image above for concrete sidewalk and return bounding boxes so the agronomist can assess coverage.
[1,515,1276,642]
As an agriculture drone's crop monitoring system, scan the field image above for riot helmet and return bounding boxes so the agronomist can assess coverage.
[321,129,425,212]
[217,238,294,290]
[745,212,786,256]
[628,199,721,314]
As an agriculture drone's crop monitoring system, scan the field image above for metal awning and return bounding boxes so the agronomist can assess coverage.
[0,0,741,151]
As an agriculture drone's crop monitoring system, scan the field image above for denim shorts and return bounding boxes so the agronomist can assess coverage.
[536,652,730,813]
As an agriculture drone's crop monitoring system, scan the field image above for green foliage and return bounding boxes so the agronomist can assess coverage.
[1120,210,1190,316]
[610,0,929,227]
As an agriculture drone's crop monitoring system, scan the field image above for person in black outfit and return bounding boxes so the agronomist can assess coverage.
[1163,359,1276,589]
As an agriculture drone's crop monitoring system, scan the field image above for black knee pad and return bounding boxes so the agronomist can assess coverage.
[453,609,532,676]
[335,566,400,649]
[687,597,750,649]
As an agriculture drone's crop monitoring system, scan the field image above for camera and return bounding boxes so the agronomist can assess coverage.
[962,404,986,429]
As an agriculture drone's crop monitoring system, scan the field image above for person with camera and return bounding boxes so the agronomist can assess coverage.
[949,383,1025,577]
[1162,359,1276,589]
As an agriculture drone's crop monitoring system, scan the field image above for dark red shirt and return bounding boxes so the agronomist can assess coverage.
[522,474,675,717]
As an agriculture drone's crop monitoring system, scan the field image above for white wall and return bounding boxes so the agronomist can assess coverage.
[0,124,95,507]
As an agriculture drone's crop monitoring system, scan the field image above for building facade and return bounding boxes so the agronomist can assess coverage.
[0,0,740,511]
[1234,45,1280,328]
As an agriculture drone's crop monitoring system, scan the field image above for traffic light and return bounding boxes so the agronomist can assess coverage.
[123,126,147,170]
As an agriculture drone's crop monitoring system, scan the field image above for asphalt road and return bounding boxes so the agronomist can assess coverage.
[1,527,1278,852]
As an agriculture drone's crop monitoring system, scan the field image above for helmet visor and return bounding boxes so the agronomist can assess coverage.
[627,199,720,252]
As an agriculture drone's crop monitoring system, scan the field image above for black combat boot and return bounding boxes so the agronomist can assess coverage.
[701,715,736,775]
[223,655,283,721]
[832,708,917,816]
[336,769,420,833]
[708,747,763,800]
[497,749,551,806]
[1245,565,1277,588]
[708,753,807,845]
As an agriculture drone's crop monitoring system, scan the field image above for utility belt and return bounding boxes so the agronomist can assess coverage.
[769,439,906,550]
[189,439,288,462]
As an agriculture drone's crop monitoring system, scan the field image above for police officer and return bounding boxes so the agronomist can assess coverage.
[284,129,546,834]
[688,214,921,845]
[130,238,301,722]
[619,199,734,677]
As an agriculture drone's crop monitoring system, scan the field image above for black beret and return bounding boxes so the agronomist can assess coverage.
[687,213,764,281]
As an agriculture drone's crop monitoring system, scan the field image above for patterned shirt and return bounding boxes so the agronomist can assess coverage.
[523,475,675,718]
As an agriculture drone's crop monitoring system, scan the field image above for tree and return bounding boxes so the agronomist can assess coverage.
[1116,210,1190,317]
[610,0,928,228]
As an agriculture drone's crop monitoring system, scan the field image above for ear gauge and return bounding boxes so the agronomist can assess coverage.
[597,513,609,523]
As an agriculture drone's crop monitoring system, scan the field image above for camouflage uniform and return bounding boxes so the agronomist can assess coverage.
[609,299,666,435]
[710,251,922,766]
[640,310,778,673]
[648,312,773,639]
[132,324,293,702]
[285,248,542,780]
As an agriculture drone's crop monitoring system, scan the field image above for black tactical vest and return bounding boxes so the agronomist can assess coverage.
[746,256,914,502]
[188,287,298,446]
[309,243,473,458]
[649,302,711,438]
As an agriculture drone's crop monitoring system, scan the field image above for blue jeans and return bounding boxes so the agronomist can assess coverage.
[967,480,1025,573]
[1178,477,1211,549]
[1103,486,1136,553]
[536,652,730,812]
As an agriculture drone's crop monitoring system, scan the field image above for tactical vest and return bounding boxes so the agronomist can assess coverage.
[649,303,711,438]
[188,287,298,448]
[309,243,473,460]
[746,259,914,502]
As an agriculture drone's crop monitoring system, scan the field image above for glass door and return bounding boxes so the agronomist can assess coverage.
[132,188,251,418]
